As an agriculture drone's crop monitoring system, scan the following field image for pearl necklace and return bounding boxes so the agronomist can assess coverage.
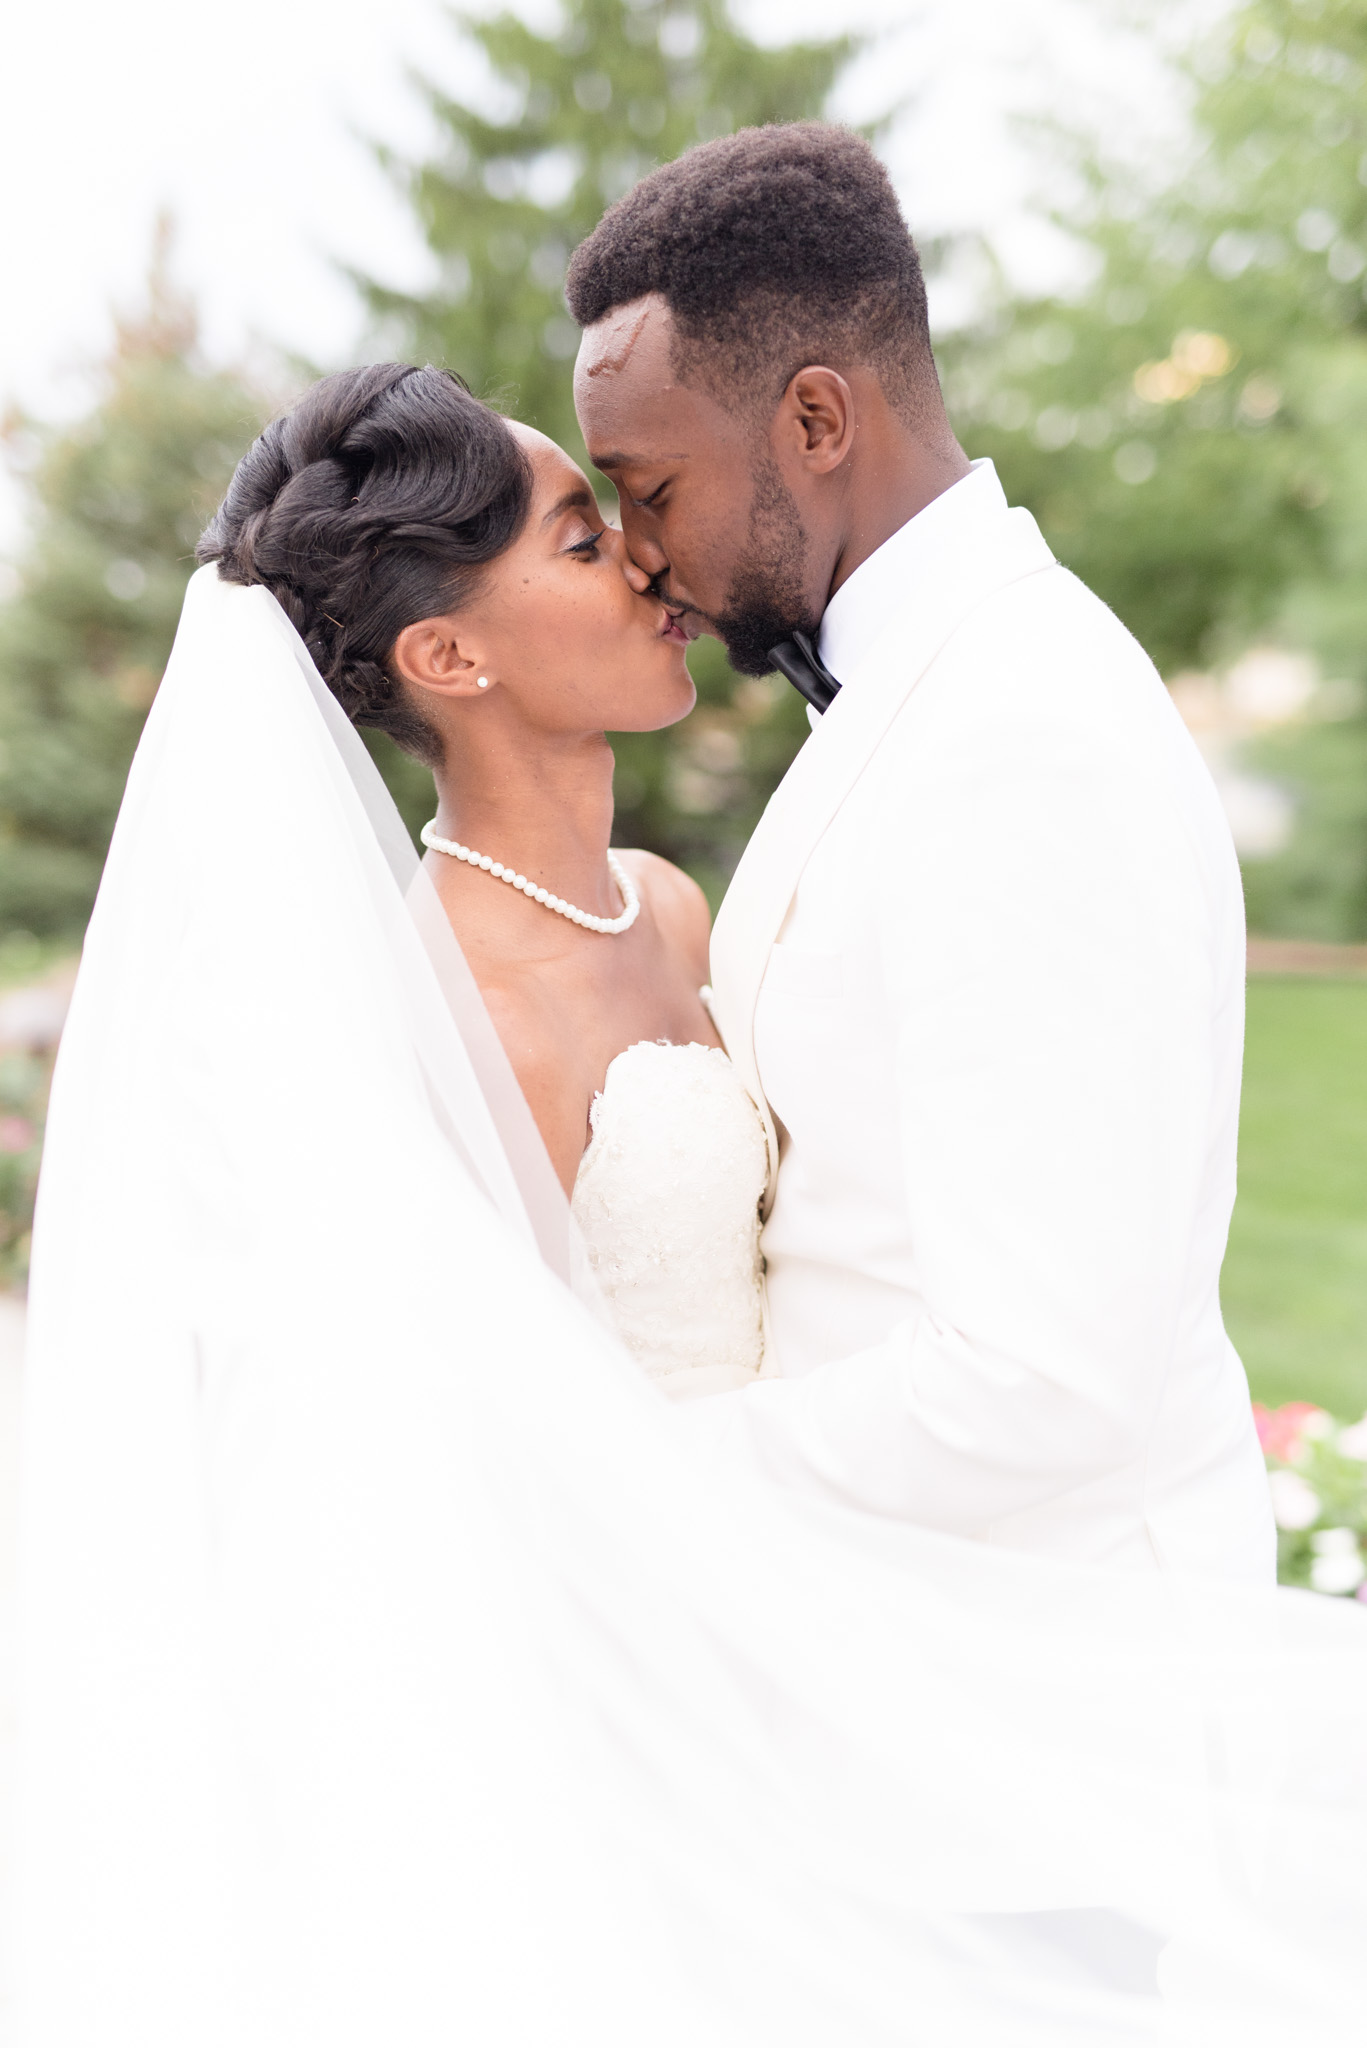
[420,821,641,935]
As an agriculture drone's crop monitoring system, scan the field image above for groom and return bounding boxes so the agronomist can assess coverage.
[569,124,1273,1581]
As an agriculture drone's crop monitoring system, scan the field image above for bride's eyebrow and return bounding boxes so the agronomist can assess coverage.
[540,486,598,528]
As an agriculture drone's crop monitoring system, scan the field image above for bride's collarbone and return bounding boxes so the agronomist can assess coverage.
[469,941,718,1193]
[434,848,717,1183]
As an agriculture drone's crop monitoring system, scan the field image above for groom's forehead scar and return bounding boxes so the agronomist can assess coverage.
[582,304,650,377]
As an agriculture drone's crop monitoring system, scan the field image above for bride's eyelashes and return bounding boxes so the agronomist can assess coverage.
[564,528,607,559]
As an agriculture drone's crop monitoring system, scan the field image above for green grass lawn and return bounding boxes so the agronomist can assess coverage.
[1223,979,1367,1418]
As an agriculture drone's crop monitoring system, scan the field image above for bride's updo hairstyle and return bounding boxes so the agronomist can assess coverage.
[198,363,532,765]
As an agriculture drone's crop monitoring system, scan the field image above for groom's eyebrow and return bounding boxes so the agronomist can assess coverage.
[592,451,686,473]
[540,486,597,526]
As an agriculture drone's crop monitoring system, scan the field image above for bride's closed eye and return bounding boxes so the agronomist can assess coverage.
[564,527,607,559]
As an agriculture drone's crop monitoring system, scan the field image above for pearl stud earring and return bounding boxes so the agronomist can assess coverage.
[476,676,491,689]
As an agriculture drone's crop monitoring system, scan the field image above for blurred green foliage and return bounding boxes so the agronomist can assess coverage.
[1270,1432,1367,1591]
[942,0,1367,677]
[1224,977,1367,1415]
[3,0,1367,935]
[361,0,854,462]
[0,242,265,943]
[1241,711,1367,937]
[0,1045,51,1290]
[940,0,1367,936]
[1236,334,1367,936]
[357,0,851,895]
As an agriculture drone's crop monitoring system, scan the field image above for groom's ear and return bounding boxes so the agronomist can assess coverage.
[391,616,488,700]
[772,368,857,477]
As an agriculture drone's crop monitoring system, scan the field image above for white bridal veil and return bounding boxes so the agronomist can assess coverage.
[16,568,1367,2046]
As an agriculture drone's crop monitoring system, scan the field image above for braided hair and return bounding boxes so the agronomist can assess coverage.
[197,364,533,765]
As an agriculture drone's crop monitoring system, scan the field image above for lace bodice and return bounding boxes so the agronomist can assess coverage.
[571,1040,767,1400]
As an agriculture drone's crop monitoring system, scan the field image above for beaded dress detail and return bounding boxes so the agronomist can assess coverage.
[571,1040,767,1401]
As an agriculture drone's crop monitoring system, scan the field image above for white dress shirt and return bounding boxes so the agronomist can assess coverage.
[819,459,1006,683]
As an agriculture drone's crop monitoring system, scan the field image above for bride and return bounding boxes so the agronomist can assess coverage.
[201,359,767,1399]
[15,364,1367,2048]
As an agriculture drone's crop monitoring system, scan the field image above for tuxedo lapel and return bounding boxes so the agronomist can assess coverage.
[711,507,1057,1202]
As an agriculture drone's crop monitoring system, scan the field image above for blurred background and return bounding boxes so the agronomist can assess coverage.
[5,3,1367,1977]
[1,0,1365,1425]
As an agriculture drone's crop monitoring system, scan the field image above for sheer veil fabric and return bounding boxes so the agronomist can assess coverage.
[16,568,1367,2045]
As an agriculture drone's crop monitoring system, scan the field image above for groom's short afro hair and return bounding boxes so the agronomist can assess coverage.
[565,124,937,422]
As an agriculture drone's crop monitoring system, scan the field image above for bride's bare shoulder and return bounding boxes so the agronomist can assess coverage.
[616,850,711,966]
[616,848,710,927]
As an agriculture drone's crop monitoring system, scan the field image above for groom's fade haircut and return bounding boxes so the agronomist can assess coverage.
[565,124,937,427]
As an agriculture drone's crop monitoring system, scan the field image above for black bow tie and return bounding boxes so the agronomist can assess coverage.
[768,631,841,714]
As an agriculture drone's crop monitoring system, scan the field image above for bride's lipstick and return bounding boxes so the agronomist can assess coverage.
[660,606,691,644]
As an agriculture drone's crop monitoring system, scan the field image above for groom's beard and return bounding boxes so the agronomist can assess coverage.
[697,455,818,678]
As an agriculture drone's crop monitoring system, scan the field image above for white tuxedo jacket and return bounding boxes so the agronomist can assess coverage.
[707,465,1275,1581]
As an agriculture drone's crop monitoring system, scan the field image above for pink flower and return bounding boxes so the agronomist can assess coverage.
[1253,1401,1325,1464]
[0,1116,32,1155]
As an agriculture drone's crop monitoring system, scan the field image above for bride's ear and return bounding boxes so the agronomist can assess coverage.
[391,617,495,701]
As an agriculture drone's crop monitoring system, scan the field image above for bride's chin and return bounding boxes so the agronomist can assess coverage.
[613,681,697,734]
[586,644,695,730]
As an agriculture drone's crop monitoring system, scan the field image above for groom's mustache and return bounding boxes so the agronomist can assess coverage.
[645,571,706,639]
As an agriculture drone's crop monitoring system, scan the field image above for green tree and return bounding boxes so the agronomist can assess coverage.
[940,0,1367,678]
[0,244,265,944]
[361,0,854,897]
[365,0,853,457]
[933,0,1367,938]
[1182,0,1367,937]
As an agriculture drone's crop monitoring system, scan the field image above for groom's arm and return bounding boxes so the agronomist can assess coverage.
[682,610,1239,1534]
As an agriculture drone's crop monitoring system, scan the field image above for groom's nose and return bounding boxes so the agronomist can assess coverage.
[620,548,653,596]
[616,506,670,586]
[597,524,653,596]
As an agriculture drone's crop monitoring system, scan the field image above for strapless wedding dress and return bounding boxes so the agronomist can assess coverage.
[571,1037,767,1399]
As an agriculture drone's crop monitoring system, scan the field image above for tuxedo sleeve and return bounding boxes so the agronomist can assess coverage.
[679,615,1238,1534]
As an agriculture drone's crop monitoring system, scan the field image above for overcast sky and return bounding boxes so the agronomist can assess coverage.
[1,0,1209,549]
